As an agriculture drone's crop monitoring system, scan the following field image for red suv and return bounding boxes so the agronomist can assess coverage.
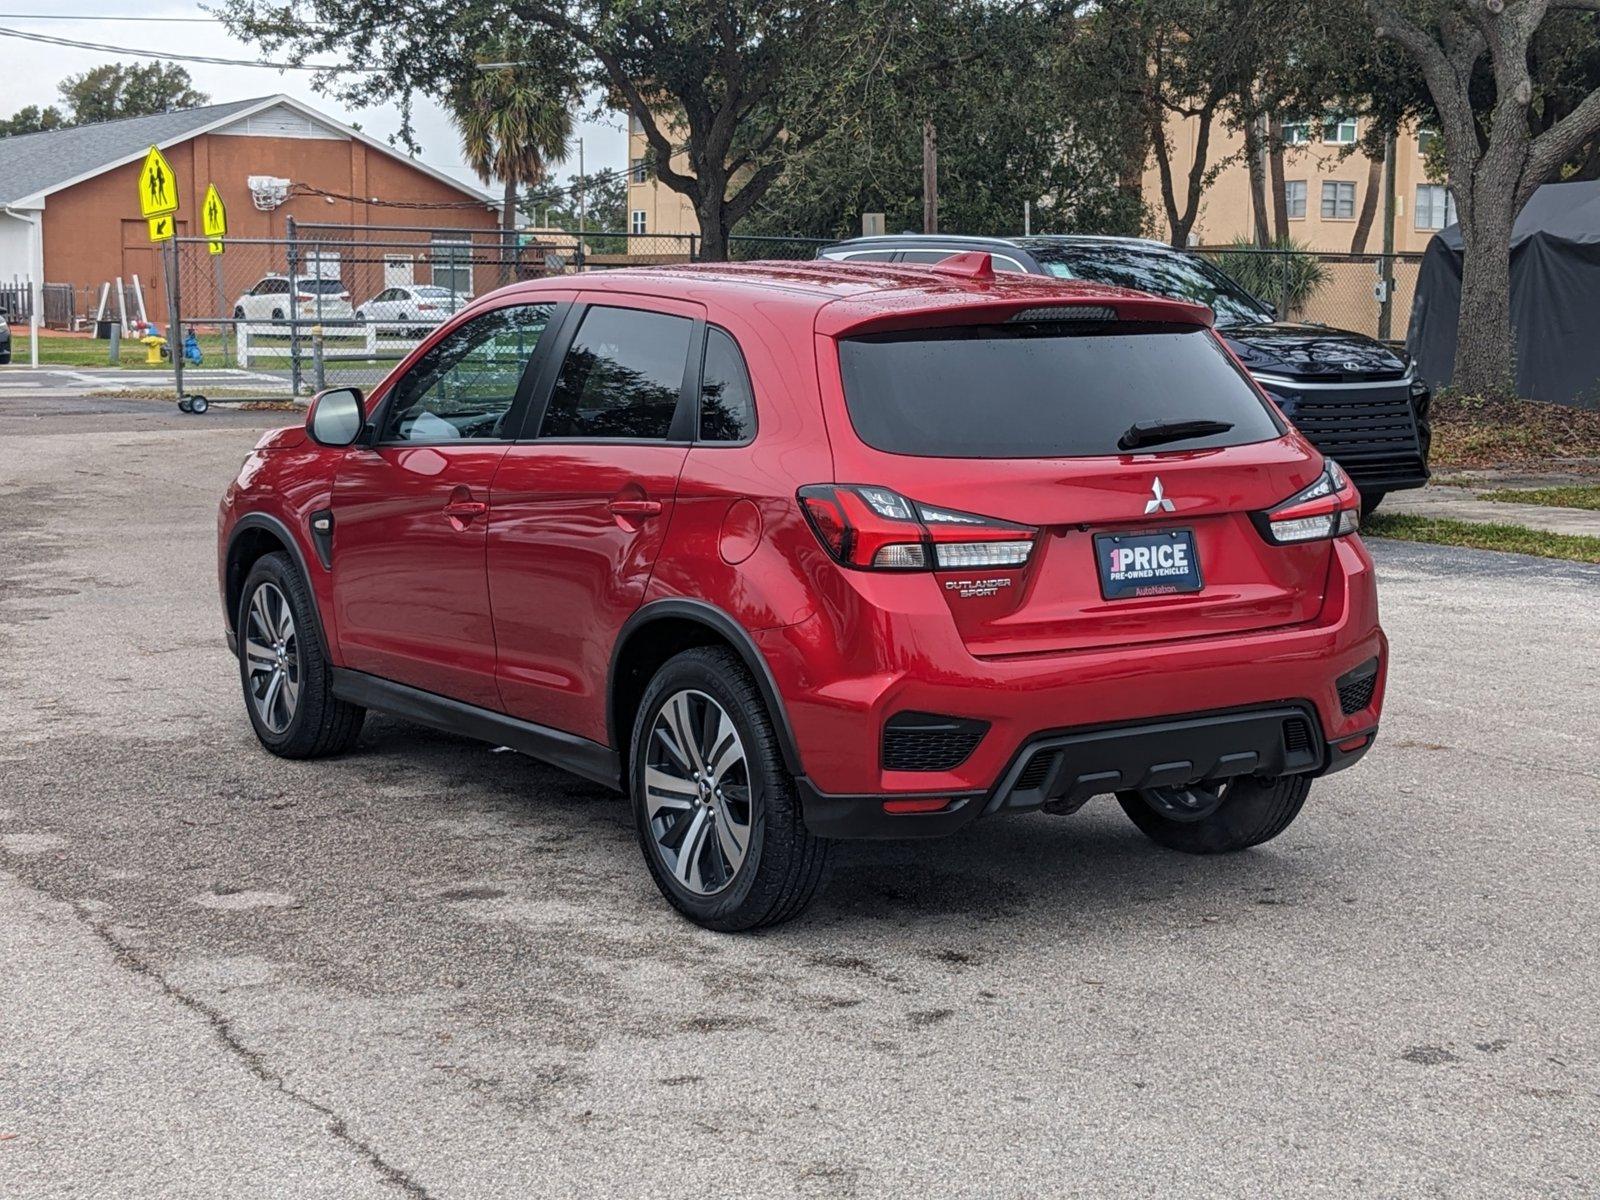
[219,255,1385,930]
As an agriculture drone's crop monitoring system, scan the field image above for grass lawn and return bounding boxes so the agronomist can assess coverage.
[13,330,232,369]
[1363,513,1600,564]
[1476,484,1600,511]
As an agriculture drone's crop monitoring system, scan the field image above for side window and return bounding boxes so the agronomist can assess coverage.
[381,304,553,443]
[539,305,692,440]
[899,250,959,263]
[698,327,756,443]
[835,250,897,263]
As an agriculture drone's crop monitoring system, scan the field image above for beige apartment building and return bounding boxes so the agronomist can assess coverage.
[1142,114,1453,254]
[626,112,698,238]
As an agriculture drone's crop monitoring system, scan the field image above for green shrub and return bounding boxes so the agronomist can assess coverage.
[1209,237,1328,316]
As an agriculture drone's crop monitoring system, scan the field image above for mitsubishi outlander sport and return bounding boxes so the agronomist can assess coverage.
[218,254,1386,930]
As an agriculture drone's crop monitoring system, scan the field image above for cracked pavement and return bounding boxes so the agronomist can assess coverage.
[1,400,1598,1198]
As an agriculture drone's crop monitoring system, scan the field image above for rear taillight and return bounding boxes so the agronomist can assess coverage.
[418,302,437,311]
[798,485,1036,571]
[1253,461,1360,545]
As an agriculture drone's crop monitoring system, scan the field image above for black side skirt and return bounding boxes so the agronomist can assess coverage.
[330,669,622,792]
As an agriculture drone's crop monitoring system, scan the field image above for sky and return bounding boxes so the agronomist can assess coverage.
[0,0,629,195]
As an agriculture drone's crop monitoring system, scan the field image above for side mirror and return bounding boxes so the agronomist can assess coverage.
[307,387,364,447]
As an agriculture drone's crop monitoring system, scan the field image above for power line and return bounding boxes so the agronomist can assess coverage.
[0,12,224,20]
[0,24,378,70]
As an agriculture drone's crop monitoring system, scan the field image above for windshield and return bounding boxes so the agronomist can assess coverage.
[837,322,1283,459]
[1027,245,1272,327]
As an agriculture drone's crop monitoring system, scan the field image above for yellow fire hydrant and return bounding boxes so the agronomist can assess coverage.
[140,334,168,364]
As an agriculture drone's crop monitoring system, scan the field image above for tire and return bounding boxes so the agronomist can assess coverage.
[629,646,830,931]
[189,394,208,414]
[233,306,246,320]
[237,552,364,759]
[1360,491,1386,519]
[271,307,284,321]
[1117,774,1311,855]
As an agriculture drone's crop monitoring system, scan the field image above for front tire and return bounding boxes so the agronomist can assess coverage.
[630,647,830,931]
[237,552,364,759]
[1117,774,1311,855]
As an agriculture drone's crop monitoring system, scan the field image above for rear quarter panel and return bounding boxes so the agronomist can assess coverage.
[646,294,833,632]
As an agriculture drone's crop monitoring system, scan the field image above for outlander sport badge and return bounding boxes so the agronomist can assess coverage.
[1144,477,1176,515]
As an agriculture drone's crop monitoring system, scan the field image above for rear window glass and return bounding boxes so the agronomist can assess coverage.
[837,323,1282,459]
[297,278,346,294]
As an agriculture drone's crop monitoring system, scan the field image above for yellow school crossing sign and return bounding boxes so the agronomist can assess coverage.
[202,183,227,255]
[139,145,178,217]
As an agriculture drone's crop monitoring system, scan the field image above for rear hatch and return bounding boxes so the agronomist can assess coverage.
[822,313,1331,657]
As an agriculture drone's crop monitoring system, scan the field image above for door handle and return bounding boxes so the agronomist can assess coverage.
[607,498,662,518]
[442,500,488,518]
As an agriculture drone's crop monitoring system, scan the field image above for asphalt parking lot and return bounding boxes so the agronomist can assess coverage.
[2,397,1597,1199]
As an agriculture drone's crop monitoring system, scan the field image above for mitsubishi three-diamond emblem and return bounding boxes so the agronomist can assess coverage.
[1144,477,1176,515]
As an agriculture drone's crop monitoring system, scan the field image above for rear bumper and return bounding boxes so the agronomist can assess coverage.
[797,705,1376,839]
[762,536,1386,837]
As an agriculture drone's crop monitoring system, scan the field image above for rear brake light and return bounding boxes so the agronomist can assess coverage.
[798,485,1036,571]
[1253,461,1360,545]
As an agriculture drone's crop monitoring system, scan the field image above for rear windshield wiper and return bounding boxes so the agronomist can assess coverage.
[1118,418,1235,451]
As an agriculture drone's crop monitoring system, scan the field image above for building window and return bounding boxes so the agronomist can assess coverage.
[1321,181,1356,220]
[630,210,647,236]
[1415,184,1457,230]
[628,111,644,135]
[1416,128,1439,157]
[1281,121,1310,145]
[629,156,649,184]
[1323,116,1359,145]
[1284,180,1307,220]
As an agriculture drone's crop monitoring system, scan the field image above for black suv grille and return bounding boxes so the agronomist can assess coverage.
[1336,659,1380,716]
[882,712,989,772]
[1281,383,1425,490]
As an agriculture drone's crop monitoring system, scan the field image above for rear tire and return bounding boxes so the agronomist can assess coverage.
[1117,774,1311,854]
[629,646,831,931]
[237,552,364,759]
[1360,491,1386,519]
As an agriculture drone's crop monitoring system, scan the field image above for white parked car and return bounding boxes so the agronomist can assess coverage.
[355,285,469,334]
[232,275,354,325]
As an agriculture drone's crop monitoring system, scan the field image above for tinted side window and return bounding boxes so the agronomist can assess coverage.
[698,327,756,443]
[381,304,552,443]
[540,305,692,440]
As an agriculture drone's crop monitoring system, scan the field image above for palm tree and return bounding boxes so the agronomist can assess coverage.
[450,36,574,281]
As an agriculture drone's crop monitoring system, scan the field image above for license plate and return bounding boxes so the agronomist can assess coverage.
[1094,529,1202,599]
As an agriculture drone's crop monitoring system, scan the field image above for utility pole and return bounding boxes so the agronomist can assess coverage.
[1379,128,1397,341]
[577,138,586,238]
[922,121,938,234]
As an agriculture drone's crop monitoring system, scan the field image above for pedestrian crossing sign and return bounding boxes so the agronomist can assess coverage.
[202,183,226,255]
[139,146,179,219]
[148,213,174,242]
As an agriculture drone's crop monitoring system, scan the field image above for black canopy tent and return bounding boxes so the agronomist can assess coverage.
[1408,180,1600,408]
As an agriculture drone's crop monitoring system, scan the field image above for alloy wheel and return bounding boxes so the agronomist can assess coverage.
[243,582,300,734]
[644,689,753,895]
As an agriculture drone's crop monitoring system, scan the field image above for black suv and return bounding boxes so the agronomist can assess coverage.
[819,235,1431,514]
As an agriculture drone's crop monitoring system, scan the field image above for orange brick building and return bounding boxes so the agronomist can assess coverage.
[0,95,499,324]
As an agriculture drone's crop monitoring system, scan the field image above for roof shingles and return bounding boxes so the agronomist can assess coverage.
[0,98,273,208]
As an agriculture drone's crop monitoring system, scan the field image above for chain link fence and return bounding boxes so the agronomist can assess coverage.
[1196,247,1423,343]
[145,224,1415,400]
[162,222,829,398]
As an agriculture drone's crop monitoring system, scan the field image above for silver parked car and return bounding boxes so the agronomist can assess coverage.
[355,284,469,335]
